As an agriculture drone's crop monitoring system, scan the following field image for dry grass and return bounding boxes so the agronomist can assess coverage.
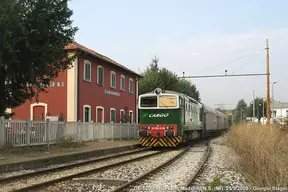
[226,123,288,187]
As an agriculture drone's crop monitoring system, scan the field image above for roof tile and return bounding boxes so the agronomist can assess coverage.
[65,42,142,77]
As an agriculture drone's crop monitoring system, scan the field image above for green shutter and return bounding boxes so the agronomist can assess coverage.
[121,76,125,90]
[85,107,89,122]
[98,67,103,85]
[111,110,116,123]
[112,74,115,87]
[129,79,133,92]
[85,63,90,81]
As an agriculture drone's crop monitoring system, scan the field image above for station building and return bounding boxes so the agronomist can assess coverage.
[10,42,141,123]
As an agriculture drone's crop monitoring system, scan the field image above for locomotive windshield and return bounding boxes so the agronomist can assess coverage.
[140,95,178,108]
[140,96,157,107]
[159,95,177,107]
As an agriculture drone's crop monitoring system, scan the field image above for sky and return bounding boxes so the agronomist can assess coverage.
[68,0,288,109]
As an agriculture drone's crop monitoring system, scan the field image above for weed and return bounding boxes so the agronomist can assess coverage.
[55,135,85,148]
[205,175,226,192]
[226,123,288,187]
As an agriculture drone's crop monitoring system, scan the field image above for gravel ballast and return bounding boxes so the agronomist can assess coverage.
[40,150,182,192]
[3,135,249,191]
[193,135,248,190]
[1,150,158,192]
[0,148,144,179]
[133,145,207,192]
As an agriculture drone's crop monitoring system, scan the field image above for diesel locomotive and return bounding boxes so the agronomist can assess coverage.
[138,88,229,147]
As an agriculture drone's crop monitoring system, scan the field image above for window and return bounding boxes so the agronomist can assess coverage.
[96,106,104,123]
[84,60,91,82]
[120,75,125,91]
[110,108,116,123]
[83,105,91,122]
[159,95,177,107]
[129,110,133,123]
[110,71,116,89]
[140,96,157,107]
[97,66,104,86]
[129,78,134,93]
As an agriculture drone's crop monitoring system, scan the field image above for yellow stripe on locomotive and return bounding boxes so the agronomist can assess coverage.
[139,136,183,147]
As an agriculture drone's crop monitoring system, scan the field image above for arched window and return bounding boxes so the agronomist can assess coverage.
[110,71,116,89]
[84,60,91,82]
[83,105,91,122]
[97,65,104,85]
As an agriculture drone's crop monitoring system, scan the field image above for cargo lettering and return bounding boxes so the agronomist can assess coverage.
[148,113,169,118]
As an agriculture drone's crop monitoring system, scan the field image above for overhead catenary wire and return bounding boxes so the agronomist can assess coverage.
[195,48,265,75]
[230,49,264,75]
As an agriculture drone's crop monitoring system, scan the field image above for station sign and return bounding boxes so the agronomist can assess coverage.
[104,89,120,96]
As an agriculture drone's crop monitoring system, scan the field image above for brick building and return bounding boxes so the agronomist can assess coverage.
[10,42,141,123]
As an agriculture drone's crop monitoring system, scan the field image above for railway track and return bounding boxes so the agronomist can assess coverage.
[110,140,211,192]
[2,140,212,192]
[0,147,169,192]
[183,140,211,191]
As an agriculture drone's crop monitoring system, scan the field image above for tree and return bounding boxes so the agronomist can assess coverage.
[120,107,130,123]
[232,99,247,124]
[139,56,201,101]
[0,0,78,118]
[246,97,266,122]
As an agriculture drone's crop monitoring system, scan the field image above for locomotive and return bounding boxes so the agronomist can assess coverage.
[138,88,229,147]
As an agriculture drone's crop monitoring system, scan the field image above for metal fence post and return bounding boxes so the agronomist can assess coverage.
[128,124,130,139]
[120,125,122,140]
[77,120,81,140]
[92,122,95,142]
[64,121,67,136]
[26,118,31,146]
[102,124,105,139]
[111,124,114,141]
[0,116,5,146]
[46,119,50,148]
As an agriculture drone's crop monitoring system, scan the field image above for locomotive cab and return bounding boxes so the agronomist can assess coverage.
[138,88,182,147]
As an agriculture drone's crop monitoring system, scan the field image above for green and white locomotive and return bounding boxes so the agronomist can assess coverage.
[138,88,229,147]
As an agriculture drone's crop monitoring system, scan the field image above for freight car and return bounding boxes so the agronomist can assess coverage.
[138,88,229,147]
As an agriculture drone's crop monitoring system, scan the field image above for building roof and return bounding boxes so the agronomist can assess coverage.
[65,42,142,78]
[273,102,288,109]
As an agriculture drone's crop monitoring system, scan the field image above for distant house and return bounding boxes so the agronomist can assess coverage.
[246,102,288,125]
[271,102,288,123]
[8,42,142,123]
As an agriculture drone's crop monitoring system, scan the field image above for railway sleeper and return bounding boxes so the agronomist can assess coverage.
[72,177,128,186]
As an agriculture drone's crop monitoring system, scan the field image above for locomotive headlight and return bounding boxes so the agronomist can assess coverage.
[166,126,169,130]
[147,127,150,129]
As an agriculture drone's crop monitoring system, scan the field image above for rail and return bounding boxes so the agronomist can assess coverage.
[111,144,193,192]
[183,140,211,189]
[6,148,170,192]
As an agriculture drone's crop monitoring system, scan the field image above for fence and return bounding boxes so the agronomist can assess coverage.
[0,117,140,147]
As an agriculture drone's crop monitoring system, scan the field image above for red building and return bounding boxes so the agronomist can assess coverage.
[10,42,141,123]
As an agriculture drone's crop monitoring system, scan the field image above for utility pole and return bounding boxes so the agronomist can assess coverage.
[253,90,255,122]
[266,39,271,127]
